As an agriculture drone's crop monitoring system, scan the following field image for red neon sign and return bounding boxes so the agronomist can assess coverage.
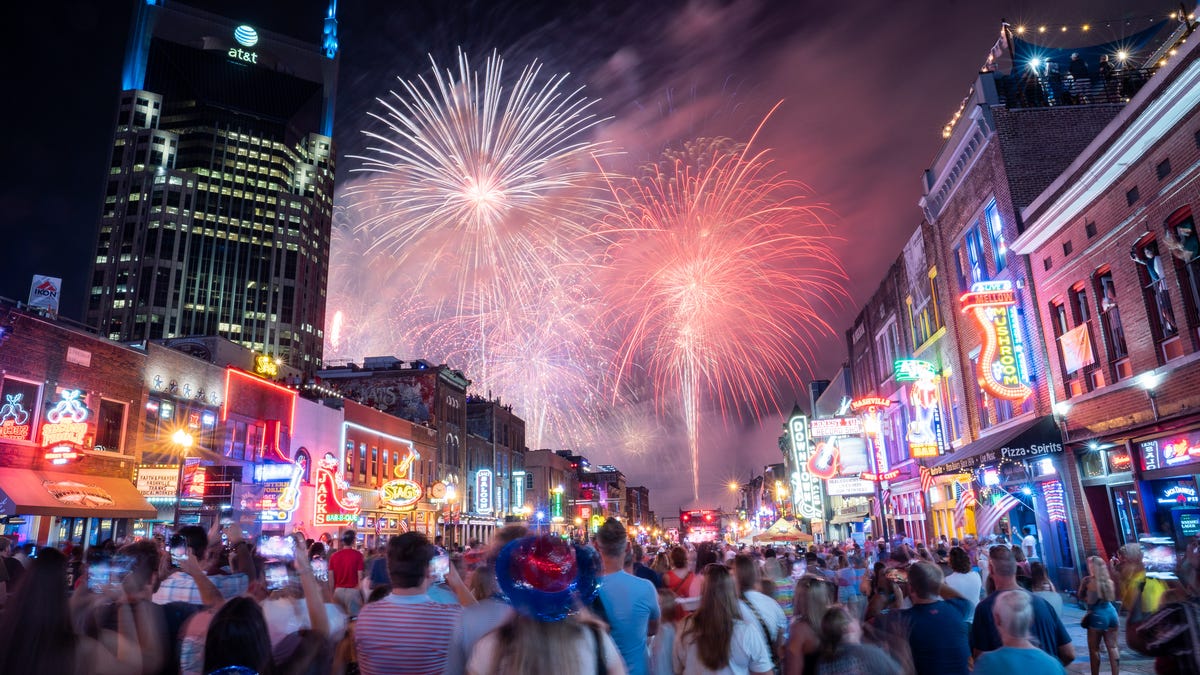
[222,368,297,430]
[861,469,901,482]
[850,396,892,412]
[961,281,1032,402]
[44,446,81,465]
[314,452,361,525]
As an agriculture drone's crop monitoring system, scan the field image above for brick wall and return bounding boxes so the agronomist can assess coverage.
[0,308,146,478]
[992,104,1126,217]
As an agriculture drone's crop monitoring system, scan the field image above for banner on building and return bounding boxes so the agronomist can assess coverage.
[28,275,62,316]
[1059,323,1095,374]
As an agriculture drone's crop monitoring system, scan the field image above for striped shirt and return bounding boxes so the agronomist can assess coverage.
[151,571,247,605]
[355,593,463,675]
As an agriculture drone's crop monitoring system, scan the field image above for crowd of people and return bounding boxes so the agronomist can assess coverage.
[1,525,1199,675]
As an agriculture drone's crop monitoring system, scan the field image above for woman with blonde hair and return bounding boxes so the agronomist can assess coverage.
[785,575,834,674]
[674,564,773,674]
[1078,555,1120,675]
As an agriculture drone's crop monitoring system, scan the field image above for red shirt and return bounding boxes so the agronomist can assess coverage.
[328,548,364,589]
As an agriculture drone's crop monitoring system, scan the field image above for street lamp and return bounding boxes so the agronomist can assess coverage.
[171,429,194,529]
[1138,371,1164,421]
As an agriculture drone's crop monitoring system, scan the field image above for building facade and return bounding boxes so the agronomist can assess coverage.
[0,304,156,547]
[87,1,339,372]
[1013,32,1200,561]
[523,449,579,535]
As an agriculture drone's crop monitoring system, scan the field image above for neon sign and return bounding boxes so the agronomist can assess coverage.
[551,489,563,521]
[1043,480,1066,522]
[379,446,423,512]
[475,469,493,514]
[314,452,361,525]
[850,397,894,481]
[44,446,81,465]
[254,354,278,378]
[961,281,1032,402]
[788,414,824,520]
[0,393,32,441]
[903,363,943,459]
[1157,484,1200,506]
[810,417,864,438]
[41,390,90,448]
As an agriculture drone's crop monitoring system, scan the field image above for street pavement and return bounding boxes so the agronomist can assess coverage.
[1058,595,1156,675]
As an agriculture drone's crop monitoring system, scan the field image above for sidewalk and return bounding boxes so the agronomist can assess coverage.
[1058,596,1156,675]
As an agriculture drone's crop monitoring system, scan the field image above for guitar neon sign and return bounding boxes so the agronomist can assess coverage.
[41,390,90,448]
[961,281,1032,402]
[379,446,423,512]
[0,393,32,441]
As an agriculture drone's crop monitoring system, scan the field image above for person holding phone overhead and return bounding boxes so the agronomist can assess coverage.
[152,525,247,605]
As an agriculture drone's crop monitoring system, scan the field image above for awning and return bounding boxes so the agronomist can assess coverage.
[0,468,157,519]
[928,415,1064,477]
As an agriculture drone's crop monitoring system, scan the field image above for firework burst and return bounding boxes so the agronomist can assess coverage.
[349,49,613,320]
[596,118,847,500]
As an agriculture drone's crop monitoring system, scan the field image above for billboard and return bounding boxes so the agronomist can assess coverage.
[28,275,62,316]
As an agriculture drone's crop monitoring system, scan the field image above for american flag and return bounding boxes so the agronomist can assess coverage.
[919,465,934,494]
[953,480,976,529]
[975,490,1021,539]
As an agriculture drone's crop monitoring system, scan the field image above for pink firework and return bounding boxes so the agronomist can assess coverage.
[597,122,847,500]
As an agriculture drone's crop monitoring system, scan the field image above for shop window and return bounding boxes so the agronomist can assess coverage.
[94,399,127,452]
[1080,451,1106,479]
[0,377,40,441]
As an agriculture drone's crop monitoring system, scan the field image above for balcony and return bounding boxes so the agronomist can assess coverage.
[994,68,1155,110]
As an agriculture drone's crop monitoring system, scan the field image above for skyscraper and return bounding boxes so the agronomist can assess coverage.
[87,0,339,373]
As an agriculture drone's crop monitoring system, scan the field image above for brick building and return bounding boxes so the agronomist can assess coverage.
[915,40,1145,587]
[1012,32,1200,559]
[0,304,156,547]
[466,396,527,541]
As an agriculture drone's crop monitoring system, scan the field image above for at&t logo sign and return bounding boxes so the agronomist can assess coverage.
[229,25,260,64]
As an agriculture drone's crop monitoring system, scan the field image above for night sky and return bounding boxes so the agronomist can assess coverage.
[3,0,1168,510]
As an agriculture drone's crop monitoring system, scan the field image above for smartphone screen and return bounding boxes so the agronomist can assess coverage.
[311,557,328,582]
[87,562,112,593]
[430,553,450,581]
[265,562,292,592]
[170,546,188,566]
[259,536,296,562]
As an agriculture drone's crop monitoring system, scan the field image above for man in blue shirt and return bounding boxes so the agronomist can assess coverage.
[902,561,972,675]
[596,519,660,675]
[972,546,1074,666]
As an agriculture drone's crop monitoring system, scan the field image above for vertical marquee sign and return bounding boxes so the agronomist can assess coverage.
[961,281,1032,402]
[788,413,824,520]
[475,469,493,515]
[851,396,899,481]
[894,359,945,458]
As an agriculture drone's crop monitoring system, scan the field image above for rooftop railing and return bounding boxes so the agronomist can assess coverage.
[994,67,1156,109]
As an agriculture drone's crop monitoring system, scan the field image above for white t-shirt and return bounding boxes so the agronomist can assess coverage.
[944,571,983,623]
[674,619,773,675]
[1022,535,1038,559]
[467,624,626,675]
[739,590,787,644]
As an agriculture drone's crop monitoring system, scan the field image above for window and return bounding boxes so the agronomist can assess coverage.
[964,226,986,283]
[1044,257,1053,271]
[94,400,127,452]
[344,441,354,476]
[370,446,378,482]
[1133,237,1179,345]
[1070,285,1091,324]
[1157,159,1172,180]
[1085,222,1097,238]
[875,320,900,381]
[1126,187,1140,206]
[984,201,1007,272]
[1049,301,1069,337]
[1095,269,1130,369]
[358,443,367,482]
[1063,240,1074,256]
[953,245,969,291]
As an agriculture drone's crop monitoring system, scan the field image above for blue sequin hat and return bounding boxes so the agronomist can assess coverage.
[495,535,602,622]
